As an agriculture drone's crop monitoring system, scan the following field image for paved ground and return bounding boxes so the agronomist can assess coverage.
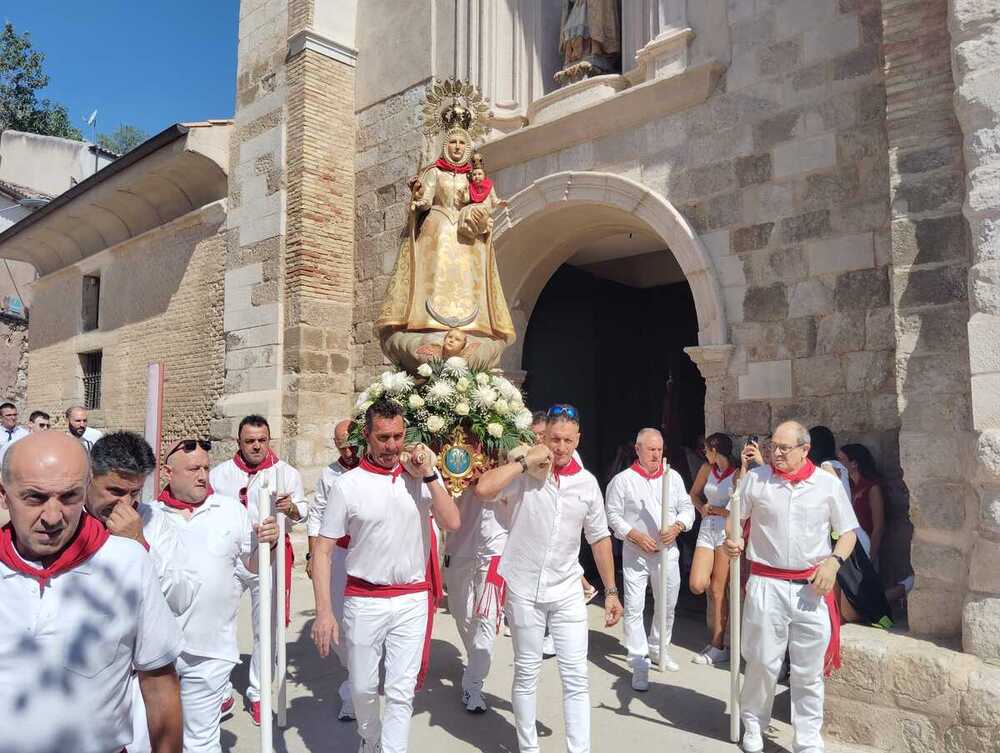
[222,552,868,753]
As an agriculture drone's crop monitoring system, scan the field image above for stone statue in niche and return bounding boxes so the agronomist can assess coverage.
[555,0,622,87]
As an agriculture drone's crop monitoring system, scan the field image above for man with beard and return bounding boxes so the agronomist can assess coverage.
[65,405,103,450]
[306,418,360,720]
[86,431,199,753]
[0,432,183,753]
[312,399,461,753]
[209,414,306,724]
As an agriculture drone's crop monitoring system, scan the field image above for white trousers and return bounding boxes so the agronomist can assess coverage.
[741,575,831,753]
[177,652,237,753]
[129,673,151,753]
[331,545,351,704]
[622,546,680,666]
[445,556,500,693]
[344,591,428,753]
[506,590,590,753]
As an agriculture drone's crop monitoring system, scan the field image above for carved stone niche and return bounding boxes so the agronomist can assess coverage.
[622,0,694,84]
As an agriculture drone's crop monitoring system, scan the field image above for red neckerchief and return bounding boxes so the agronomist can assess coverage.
[629,461,663,480]
[0,513,110,590]
[233,450,279,506]
[434,157,471,174]
[712,464,737,482]
[157,485,211,512]
[360,456,404,483]
[750,562,841,675]
[553,457,582,478]
[771,460,816,484]
[469,177,494,203]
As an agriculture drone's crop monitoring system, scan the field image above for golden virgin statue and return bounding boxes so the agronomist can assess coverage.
[376,79,515,371]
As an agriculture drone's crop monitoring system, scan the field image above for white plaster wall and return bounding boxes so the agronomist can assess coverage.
[0,131,114,197]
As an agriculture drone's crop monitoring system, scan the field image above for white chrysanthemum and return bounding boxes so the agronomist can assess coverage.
[487,422,504,438]
[496,379,520,401]
[417,363,433,378]
[355,389,371,411]
[510,390,524,408]
[426,380,455,403]
[454,401,471,416]
[368,382,384,398]
[494,398,511,415]
[455,376,470,392]
[475,372,491,387]
[444,356,468,375]
[381,370,414,393]
[408,394,425,410]
[472,385,498,409]
[426,415,446,433]
[514,408,533,431]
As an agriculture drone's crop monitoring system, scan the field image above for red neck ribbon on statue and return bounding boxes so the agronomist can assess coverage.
[749,561,842,676]
[629,461,663,480]
[553,457,582,478]
[343,516,442,690]
[712,464,737,482]
[0,513,110,590]
[360,456,404,483]
[468,177,494,203]
[434,157,471,174]
[233,449,279,476]
[771,459,816,484]
[158,485,213,512]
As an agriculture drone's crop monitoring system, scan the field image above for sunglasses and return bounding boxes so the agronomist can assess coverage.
[165,439,212,460]
[547,404,580,422]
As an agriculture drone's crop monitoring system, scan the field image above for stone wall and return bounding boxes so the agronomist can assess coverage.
[26,204,226,450]
[0,316,28,409]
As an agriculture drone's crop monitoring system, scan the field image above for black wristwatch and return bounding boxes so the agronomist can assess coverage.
[830,554,845,566]
[423,472,439,483]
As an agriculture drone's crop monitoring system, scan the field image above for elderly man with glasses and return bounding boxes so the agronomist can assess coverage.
[724,421,858,753]
[477,404,622,753]
[155,438,280,753]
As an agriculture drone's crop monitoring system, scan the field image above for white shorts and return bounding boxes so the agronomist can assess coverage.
[696,514,728,550]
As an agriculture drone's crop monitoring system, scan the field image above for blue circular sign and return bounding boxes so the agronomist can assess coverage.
[444,446,472,476]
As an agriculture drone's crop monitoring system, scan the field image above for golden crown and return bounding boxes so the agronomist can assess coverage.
[422,78,490,141]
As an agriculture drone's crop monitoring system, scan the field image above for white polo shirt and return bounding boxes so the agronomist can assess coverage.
[605,465,694,556]
[494,467,610,603]
[445,488,508,561]
[152,494,254,661]
[740,464,859,571]
[319,466,432,586]
[138,501,199,614]
[308,459,353,537]
[209,457,308,523]
[0,536,182,753]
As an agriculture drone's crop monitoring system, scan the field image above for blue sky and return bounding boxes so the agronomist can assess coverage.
[5,1,239,140]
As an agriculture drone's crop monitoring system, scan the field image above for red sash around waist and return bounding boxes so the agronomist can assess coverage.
[336,535,350,550]
[474,555,508,634]
[749,562,841,676]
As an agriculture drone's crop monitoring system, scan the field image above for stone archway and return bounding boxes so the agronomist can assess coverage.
[492,170,733,431]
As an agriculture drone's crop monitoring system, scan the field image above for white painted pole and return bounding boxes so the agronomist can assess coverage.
[275,467,288,728]
[728,475,744,743]
[657,459,670,672]
[258,476,274,751]
[141,363,164,502]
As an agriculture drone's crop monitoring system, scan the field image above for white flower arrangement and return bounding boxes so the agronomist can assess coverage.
[349,361,535,457]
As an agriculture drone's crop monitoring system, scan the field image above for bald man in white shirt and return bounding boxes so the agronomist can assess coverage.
[725,421,858,753]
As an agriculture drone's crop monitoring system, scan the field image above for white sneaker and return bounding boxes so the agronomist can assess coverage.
[631,661,650,691]
[338,695,355,721]
[742,728,764,753]
[463,688,487,713]
[692,644,713,664]
[701,646,730,665]
[542,634,556,658]
[658,654,680,672]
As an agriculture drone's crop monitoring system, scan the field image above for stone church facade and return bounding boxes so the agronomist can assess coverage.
[0,0,997,745]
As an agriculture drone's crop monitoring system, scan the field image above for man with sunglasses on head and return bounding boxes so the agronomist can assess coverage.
[155,437,280,753]
[306,418,360,721]
[478,404,623,753]
[86,431,198,753]
[724,421,858,753]
[312,399,460,753]
[209,414,307,725]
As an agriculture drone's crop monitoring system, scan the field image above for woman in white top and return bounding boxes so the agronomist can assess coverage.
[687,432,738,665]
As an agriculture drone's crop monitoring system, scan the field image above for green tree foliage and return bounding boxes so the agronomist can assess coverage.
[0,22,82,140]
[98,124,147,155]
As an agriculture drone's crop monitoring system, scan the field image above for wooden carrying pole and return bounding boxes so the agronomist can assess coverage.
[728,476,744,743]
[275,467,288,728]
[658,459,670,672]
[257,475,274,751]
